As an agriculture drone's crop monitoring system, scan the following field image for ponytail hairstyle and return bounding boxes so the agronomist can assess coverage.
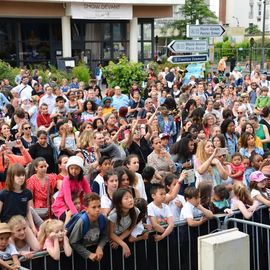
[26,157,46,179]
[111,188,137,230]
[198,181,213,208]
[134,198,148,224]
[164,174,178,193]
[233,183,253,206]
[38,219,64,247]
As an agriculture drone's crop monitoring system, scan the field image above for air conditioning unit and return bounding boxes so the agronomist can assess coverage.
[198,228,250,270]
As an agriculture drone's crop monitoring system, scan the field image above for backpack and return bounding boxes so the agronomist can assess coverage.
[66,211,106,238]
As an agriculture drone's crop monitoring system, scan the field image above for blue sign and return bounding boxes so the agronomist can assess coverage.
[168,54,208,64]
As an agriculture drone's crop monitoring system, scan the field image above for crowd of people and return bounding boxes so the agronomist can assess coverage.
[0,62,270,268]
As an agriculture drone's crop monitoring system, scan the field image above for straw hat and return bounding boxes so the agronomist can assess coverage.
[0,223,11,235]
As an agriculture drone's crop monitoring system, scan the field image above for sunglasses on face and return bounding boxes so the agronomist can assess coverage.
[24,127,31,130]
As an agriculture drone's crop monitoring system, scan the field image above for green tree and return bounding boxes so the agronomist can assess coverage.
[165,0,218,37]
[245,24,262,35]
[102,56,147,94]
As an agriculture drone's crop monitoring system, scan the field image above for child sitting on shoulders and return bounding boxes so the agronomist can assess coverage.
[230,153,245,182]
[210,185,232,214]
[180,187,213,226]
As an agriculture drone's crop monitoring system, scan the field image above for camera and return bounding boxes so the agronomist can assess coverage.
[124,125,131,130]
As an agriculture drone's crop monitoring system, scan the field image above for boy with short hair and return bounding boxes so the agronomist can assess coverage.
[51,96,67,120]
[69,193,108,262]
[180,187,213,226]
[255,86,270,114]
[0,222,28,270]
[147,183,174,241]
[92,156,112,197]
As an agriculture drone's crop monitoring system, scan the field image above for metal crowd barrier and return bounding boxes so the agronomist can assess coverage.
[19,216,221,270]
[224,205,270,270]
[19,206,270,270]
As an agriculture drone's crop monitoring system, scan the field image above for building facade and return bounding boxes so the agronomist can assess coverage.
[0,0,176,69]
[219,0,270,31]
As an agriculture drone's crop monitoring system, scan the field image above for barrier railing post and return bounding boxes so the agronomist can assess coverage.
[188,225,191,270]
[177,226,181,270]
[155,236,159,270]
[167,236,170,270]
[133,242,137,270]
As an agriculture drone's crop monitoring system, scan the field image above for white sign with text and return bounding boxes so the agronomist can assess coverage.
[67,3,133,20]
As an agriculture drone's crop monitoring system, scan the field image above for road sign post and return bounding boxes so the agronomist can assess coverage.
[168,54,208,64]
[186,24,225,38]
[167,40,208,53]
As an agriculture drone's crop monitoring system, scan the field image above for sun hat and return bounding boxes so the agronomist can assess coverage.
[0,223,11,235]
[250,171,268,183]
[66,156,84,170]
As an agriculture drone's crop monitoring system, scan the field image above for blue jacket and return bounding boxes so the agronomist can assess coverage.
[157,114,176,136]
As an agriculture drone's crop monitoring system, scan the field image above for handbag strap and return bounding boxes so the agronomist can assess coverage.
[46,176,51,215]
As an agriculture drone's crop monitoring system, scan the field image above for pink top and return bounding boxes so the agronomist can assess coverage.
[43,238,63,250]
[230,163,245,181]
[52,176,91,219]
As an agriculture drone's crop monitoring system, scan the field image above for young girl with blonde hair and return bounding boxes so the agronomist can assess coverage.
[38,219,72,260]
[8,215,33,259]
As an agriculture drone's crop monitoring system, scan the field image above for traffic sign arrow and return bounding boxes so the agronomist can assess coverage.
[187,24,225,38]
[168,54,208,64]
[167,40,208,53]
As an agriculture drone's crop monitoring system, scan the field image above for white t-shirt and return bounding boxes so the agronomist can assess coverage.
[180,201,202,221]
[0,243,18,260]
[147,202,172,226]
[134,173,147,200]
[93,174,106,198]
[108,207,140,235]
[251,189,268,206]
[131,221,145,238]
[101,193,112,209]
[168,195,186,223]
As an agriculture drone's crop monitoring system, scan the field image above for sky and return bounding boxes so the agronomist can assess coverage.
[209,0,219,17]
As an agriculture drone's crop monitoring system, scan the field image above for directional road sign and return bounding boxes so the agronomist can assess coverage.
[187,24,225,38]
[168,54,208,64]
[167,40,208,53]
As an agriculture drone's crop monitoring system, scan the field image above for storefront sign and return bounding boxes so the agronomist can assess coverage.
[67,3,133,20]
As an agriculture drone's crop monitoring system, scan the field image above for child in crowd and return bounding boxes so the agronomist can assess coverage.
[231,183,258,219]
[52,156,91,221]
[36,103,52,131]
[198,181,213,210]
[210,185,232,214]
[254,86,270,114]
[8,215,33,259]
[164,174,186,223]
[230,153,245,182]
[101,170,118,216]
[51,96,67,121]
[243,153,263,188]
[69,193,108,262]
[180,187,213,226]
[64,193,81,224]
[108,188,140,258]
[125,155,147,200]
[56,155,69,191]
[0,164,40,251]
[147,184,174,241]
[38,219,72,260]
[0,223,27,270]
[92,156,112,197]
[250,171,270,207]
[129,198,149,242]
[142,166,155,203]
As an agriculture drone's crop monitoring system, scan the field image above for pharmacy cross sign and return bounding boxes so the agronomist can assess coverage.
[187,24,226,38]
[167,40,208,53]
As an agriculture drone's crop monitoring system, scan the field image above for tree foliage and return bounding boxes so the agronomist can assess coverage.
[165,0,218,38]
[245,24,262,35]
[102,56,147,94]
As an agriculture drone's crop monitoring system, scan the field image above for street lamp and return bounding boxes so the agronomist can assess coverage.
[261,0,267,71]
[232,16,239,27]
